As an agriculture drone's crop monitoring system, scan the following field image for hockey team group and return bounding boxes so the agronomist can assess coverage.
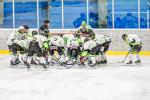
[6,20,143,70]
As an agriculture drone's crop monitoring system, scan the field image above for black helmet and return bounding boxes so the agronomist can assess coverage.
[23,25,29,29]
[32,30,38,36]
[44,20,50,24]
[122,34,127,40]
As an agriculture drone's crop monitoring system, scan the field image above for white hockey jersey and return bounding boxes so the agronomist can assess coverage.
[50,35,64,47]
[83,39,97,50]
[33,35,47,48]
[7,30,32,49]
[95,34,111,45]
[126,34,142,45]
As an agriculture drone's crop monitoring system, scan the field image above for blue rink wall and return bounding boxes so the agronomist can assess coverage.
[0,0,150,29]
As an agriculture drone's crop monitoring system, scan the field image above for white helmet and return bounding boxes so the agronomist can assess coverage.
[18,26,24,30]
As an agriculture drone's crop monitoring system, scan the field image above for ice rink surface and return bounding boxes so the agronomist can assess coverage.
[0,54,150,100]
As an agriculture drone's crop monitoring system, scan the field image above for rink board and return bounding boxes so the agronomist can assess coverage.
[1,29,150,51]
[0,29,150,56]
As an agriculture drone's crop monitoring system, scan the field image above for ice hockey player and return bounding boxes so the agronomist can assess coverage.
[80,36,97,66]
[39,19,50,35]
[6,25,31,65]
[63,33,81,64]
[89,33,111,64]
[63,34,75,61]
[49,33,65,65]
[77,21,94,35]
[122,34,142,64]
[40,29,51,65]
[74,33,85,50]
[25,30,48,70]
[88,33,102,64]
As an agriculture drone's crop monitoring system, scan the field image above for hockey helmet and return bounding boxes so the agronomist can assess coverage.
[23,25,29,29]
[122,34,127,40]
[32,30,38,36]
[81,21,87,26]
[44,20,50,24]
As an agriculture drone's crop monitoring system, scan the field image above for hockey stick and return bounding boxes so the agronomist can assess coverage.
[65,60,78,69]
[52,56,64,66]
[118,44,136,63]
[118,51,130,63]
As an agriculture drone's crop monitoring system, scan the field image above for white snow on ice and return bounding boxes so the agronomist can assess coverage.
[0,55,150,100]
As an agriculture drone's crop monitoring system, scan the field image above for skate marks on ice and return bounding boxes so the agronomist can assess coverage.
[107,56,150,68]
[0,55,49,84]
[0,55,150,100]
[0,55,150,71]
[1,64,150,100]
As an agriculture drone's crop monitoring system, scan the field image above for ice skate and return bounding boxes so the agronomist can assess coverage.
[41,63,47,70]
[10,60,20,66]
[135,60,141,64]
[126,61,133,65]
[10,60,14,66]
[103,60,107,64]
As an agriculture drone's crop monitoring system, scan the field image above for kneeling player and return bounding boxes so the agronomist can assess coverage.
[7,25,30,65]
[80,37,97,66]
[89,33,102,64]
[64,34,81,64]
[26,31,47,70]
[49,34,65,65]
[89,33,111,64]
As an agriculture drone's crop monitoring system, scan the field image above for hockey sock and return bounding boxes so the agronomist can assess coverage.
[48,56,52,63]
[40,57,46,64]
[96,55,101,63]
[27,57,32,64]
[129,54,133,61]
[102,53,107,61]
[19,53,27,63]
[59,55,65,62]
[136,54,141,61]
[31,55,39,64]
[90,55,96,64]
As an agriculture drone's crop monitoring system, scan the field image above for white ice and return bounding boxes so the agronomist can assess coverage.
[0,55,150,100]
